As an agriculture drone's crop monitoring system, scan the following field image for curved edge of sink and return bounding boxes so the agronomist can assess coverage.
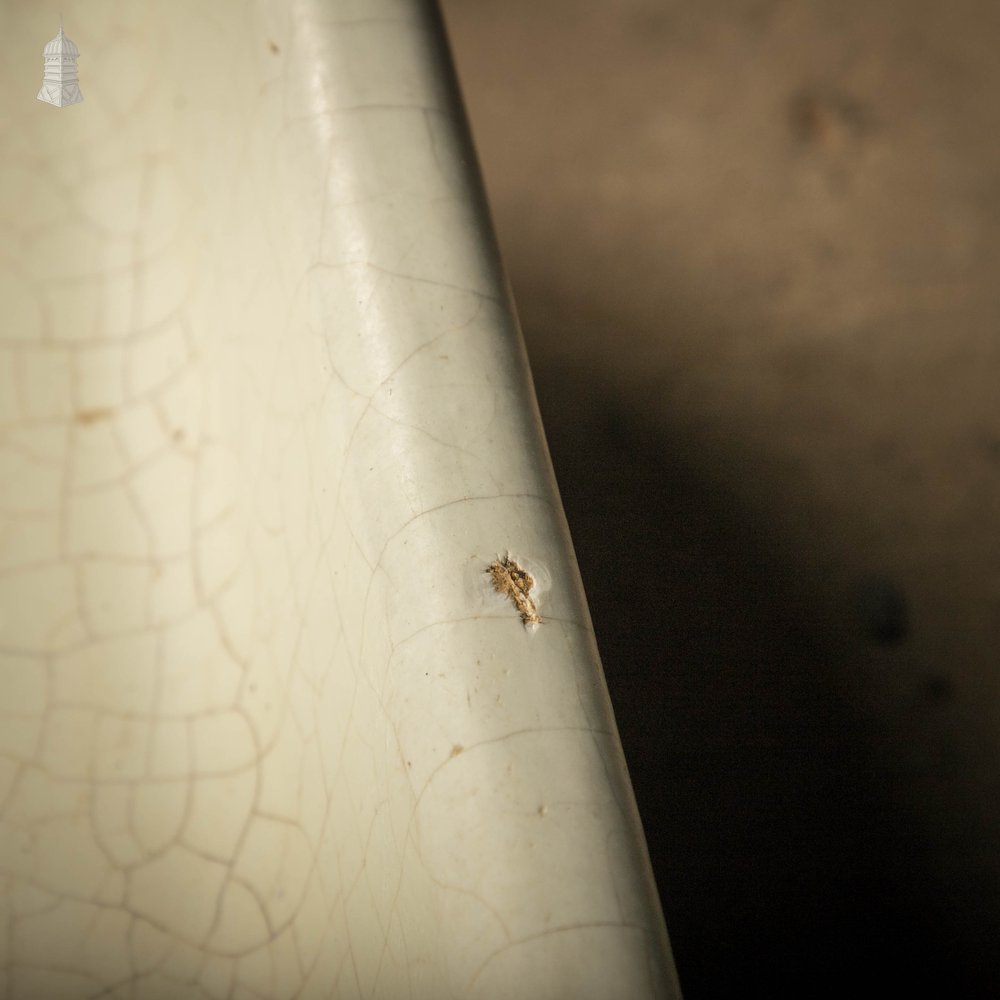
[0,2,682,997]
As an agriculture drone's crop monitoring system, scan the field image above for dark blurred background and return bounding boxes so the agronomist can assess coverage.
[441,1,1000,995]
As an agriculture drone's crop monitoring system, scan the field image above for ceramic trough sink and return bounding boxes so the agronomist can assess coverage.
[0,2,681,997]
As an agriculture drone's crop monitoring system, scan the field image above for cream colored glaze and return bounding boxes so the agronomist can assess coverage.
[0,2,680,997]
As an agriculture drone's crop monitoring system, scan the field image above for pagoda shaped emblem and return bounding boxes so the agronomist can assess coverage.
[37,19,83,108]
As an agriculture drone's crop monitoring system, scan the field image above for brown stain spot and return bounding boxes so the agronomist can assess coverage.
[976,430,1000,465]
[922,674,954,704]
[75,408,114,425]
[450,744,464,758]
[172,428,185,444]
[487,555,541,628]
[789,89,873,149]
[268,40,280,54]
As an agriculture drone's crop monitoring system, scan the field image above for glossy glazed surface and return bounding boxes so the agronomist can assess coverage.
[0,2,678,997]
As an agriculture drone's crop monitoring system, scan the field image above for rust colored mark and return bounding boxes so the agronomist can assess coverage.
[75,408,113,425]
[789,89,873,149]
[450,744,464,758]
[268,40,280,54]
[487,556,541,628]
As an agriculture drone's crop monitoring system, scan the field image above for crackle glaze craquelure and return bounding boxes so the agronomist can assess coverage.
[0,2,680,997]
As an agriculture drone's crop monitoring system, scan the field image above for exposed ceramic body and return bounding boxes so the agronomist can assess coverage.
[0,2,680,997]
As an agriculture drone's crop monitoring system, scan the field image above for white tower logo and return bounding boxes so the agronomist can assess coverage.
[37,19,83,107]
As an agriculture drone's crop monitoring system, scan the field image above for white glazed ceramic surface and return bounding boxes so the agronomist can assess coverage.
[0,2,680,997]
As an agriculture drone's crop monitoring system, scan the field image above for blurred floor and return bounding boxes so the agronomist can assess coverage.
[441,1,1000,995]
